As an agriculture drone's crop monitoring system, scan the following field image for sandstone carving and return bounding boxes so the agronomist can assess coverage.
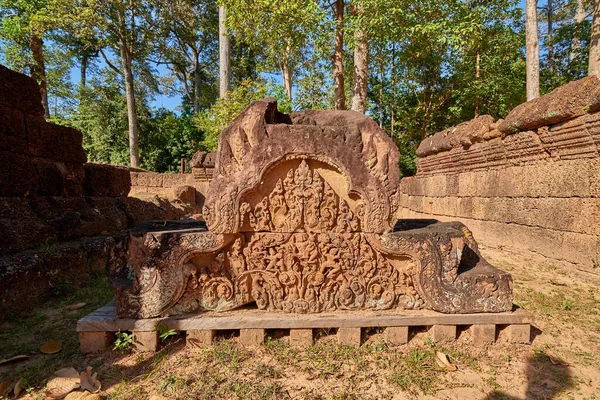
[110,98,514,318]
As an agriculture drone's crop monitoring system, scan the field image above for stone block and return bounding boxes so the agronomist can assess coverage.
[240,328,264,346]
[498,75,600,133]
[471,324,496,346]
[431,325,456,343]
[0,105,28,154]
[0,64,45,116]
[0,197,57,255]
[289,329,313,348]
[31,197,128,240]
[27,117,86,164]
[133,172,163,187]
[84,163,131,197]
[162,173,189,188]
[172,185,196,204]
[385,326,409,345]
[337,327,361,346]
[0,150,37,197]
[33,158,85,197]
[507,324,531,344]
[187,330,215,348]
[79,331,115,354]
[133,331,159,352]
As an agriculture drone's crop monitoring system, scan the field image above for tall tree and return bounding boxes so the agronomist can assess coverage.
[333,0,346,109]
[589,0,600,76]
[526,0,540,99]
[222,0,324,101]
[351,2,368,113]
[219,5,231,97]
[158,0,218,114]
[80,0,160,167]
[571,0,587,60]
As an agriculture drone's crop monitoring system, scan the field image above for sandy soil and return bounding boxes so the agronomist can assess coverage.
[1,246,599,400]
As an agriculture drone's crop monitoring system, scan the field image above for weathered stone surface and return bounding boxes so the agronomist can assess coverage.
[172,185,196,204]
[498,75,600,134]
[0,150,38,197]
[27,117,87,164]
[0,105,28,154]
[0,197,57,255]
[84,163,131,197]
[0,64,45,116]
[204,98,401,235]
[31,197,128,240]
[416,115,494,157]
[111,100,512,320]
[33,158,85,197]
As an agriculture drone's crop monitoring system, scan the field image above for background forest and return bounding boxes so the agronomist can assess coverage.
[0,0,595,175]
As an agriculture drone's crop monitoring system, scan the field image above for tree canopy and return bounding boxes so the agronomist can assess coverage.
[0,0,596,175]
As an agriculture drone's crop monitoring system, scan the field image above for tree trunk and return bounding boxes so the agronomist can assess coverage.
[589,0,600,77]
[119,42,140,167]
[390,43,395,138]
[282,62,293,100]
[526,0,540,100]
[379,56,383,128]
[333,0,346,110]
[351,4,368,113]
[571,0,586,61]
[475,40,481,117]
[193,57,201,114]
[548,0,554,74]
[219,6,231,97]
[81,53,88,87]
[29,34,50,118]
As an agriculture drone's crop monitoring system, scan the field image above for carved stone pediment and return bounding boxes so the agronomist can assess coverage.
[203,99,400,235]
[110,99,514,319]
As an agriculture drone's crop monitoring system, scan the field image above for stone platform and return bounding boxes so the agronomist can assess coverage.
[77,301,533,352]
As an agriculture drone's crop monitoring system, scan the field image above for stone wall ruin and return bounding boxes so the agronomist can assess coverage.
[401,76,600,271]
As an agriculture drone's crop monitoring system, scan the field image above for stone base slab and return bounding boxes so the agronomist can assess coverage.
[77,301,533,353]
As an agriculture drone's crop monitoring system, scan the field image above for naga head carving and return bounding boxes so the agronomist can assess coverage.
[203,98,401,234]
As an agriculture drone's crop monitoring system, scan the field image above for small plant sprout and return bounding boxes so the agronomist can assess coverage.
[154,323,177,342]
[113,331,133,353]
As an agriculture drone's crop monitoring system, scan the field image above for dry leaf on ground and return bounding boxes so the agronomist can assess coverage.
[14,377,24,398]
[0,355,29,366]
[40,340,62,354]
[54,368,80,378]
[0,380,12,397]
[65,303,86,311]
[46,375,80,399]
[79,367,101,393]
[65,391,102,400]
[435,351,457,371]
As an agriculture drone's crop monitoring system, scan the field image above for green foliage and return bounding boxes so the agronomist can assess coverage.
[154,323,178,342]
[194,78,290,151]
[113,331,134,353]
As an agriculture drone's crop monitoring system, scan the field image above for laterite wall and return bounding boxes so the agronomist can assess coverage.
[399,76,600,272]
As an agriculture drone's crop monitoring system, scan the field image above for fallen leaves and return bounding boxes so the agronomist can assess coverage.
[40,340,62,354]
[0,380,12,398]
[435,351,457,371]
[44,367,102,399]
[0,355,28,366]
[79,367,101,393]
[0,377,25,399]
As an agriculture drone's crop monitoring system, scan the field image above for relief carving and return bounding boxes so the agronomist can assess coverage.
[110,99,514,319]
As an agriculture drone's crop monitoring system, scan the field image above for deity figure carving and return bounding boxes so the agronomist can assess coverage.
[109,98,513,318]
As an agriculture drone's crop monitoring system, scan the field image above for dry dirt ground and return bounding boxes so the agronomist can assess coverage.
[1,246,599,400]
